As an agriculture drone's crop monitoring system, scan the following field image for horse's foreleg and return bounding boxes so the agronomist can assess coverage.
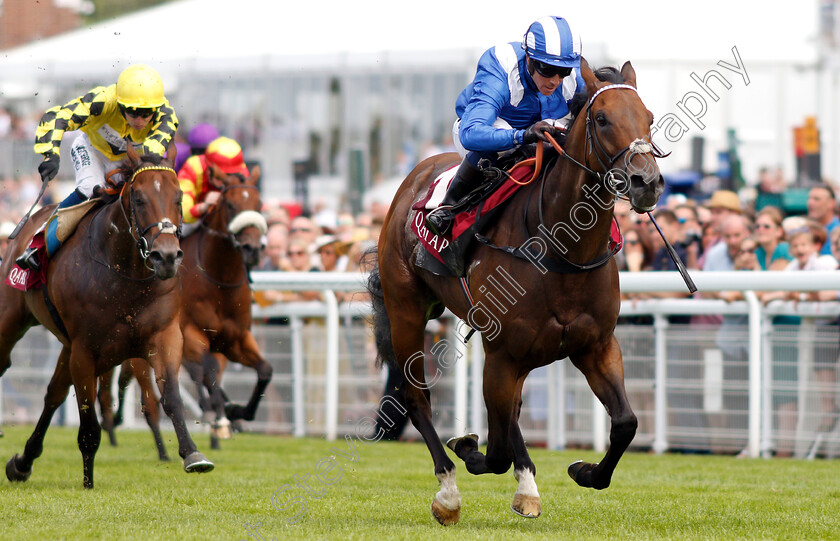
[201,351,230,444]
[181,359,212,420]
[69,351,102,489]
[223,333,272,422]
[509,376,540,518]
[133,360,169,462]
[98,369,117,447]
[6,347,72,483]
[569,336,637,490]
[151,327,213,474]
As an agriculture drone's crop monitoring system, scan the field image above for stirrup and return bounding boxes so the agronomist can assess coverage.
[425,206,455,236]
[15,247,41,271]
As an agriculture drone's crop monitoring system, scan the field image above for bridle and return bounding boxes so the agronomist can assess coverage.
[121,166,181,265]
[200,182,264,251]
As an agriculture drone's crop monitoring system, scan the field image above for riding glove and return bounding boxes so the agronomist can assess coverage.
[38,155,60,182]
[522,121,557,145]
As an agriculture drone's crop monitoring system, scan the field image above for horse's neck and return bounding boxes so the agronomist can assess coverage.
[200,216,245,279]
[95,199,147,275]
[536,150,614,262]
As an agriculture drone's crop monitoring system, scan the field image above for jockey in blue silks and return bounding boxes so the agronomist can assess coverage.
[425,16,585,236]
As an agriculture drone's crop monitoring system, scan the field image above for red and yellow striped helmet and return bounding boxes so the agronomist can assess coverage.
[205,137,247,174]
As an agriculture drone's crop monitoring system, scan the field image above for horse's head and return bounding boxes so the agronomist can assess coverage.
[205,164,267,269]
[576,58,666,213]
[123,141,184,279]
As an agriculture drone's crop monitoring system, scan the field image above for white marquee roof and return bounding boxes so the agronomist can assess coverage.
[1,0,818,80]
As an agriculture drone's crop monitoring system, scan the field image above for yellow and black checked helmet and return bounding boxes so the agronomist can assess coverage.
[116,64,165,108]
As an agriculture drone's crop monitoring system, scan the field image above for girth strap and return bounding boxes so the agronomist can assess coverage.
[474,233,617,274]
[42,286,69,342]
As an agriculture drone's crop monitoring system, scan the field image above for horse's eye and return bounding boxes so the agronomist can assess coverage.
[595,112,608,127]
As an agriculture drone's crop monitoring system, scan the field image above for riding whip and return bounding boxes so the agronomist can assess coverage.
[8,176,50,240]
[647,211,697,294]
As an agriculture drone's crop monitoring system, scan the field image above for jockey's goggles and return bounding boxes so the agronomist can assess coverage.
[120,105,156,119]
[532,60,572,79]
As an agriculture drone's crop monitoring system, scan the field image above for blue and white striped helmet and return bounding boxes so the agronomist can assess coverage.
[522,16,581,68]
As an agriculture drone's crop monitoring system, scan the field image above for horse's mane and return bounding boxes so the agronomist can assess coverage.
[568,66,626,120]
[96,153,167,203]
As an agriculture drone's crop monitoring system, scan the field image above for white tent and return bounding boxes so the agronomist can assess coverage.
[1,0,817,77]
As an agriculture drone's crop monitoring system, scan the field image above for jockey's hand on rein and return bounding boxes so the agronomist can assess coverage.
[38,155,60,182]
[522,121,557,145]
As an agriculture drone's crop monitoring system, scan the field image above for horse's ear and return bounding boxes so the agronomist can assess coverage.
[249,165,261,185]
[620,61,637,88]
[208,164,226,189]
[163,139,177,169]
[125,138,142,168]
[579,57,600,96]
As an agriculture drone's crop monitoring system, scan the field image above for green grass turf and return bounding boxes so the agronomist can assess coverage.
[0,425,838,540]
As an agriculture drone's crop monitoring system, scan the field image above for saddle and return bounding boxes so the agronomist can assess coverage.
[5,199,100,291]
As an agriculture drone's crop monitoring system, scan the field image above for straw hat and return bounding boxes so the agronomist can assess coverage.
[311,234,352,256]
[706,190,741,213]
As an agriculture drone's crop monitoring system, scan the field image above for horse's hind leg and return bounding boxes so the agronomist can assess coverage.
[6,347,72,483]
[568,336,637,490]
[0,287,35,435]
[383,297,460,525]
[98,369,118,446]
[132,359,169,461]
[223,332,273,423]
[113,360,135,427]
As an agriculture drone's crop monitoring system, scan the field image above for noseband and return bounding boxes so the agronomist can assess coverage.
[123,166,181,263]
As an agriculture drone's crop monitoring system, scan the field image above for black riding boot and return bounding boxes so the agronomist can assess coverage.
[425,157,483,236]
[15,246,41,271]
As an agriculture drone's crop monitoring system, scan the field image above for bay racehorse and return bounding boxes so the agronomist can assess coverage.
[0,141,213,488]
[368,59,665,524]
[179,164,270,448]
[103,163,270,452]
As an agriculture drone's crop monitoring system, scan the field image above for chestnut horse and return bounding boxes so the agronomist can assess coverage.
[0,142,213,488]
[179,164,270,447]
[368,59,665,524]
[103,164,270,452]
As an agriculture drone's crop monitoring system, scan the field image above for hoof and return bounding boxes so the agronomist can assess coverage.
[159,454,171,462]
[6,454,32,482]
[211,419,231,440]
[568,460,606,489]
[445,433,479,453]
[511,494,541,518]
[224,403,247,421]
[430,498,460,526]
[184,452,214,473]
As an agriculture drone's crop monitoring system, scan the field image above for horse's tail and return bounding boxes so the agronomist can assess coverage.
[364,249,396,370]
